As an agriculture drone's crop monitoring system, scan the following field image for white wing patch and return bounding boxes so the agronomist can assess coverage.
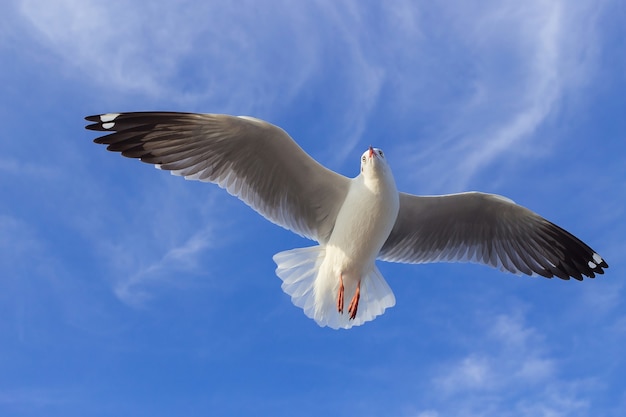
[99,113,120,129]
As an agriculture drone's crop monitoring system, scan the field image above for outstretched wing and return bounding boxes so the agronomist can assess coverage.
[86,112,350,242]
[378,192,608,280]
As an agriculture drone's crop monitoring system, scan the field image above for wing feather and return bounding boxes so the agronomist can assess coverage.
[378,192,608,280]
[86,112,350,242]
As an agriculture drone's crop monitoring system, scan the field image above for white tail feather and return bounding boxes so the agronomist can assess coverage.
[273,246,396,329]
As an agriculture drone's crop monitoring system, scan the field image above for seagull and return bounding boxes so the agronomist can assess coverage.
[86,112,608,329]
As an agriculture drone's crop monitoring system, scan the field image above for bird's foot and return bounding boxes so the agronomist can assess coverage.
[348,281,361,320]
[337,274,344,314]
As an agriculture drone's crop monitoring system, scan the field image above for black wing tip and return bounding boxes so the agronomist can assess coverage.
[85,111,205,157]
[85,114,102,122]
[585,254,609,278]
[539,222,609,280]
[586,251,608,272]
[86,123,105,132]
[85,113,123,132]
[560,253,608,281]
[85,111,206,132]
[518,245,608,281]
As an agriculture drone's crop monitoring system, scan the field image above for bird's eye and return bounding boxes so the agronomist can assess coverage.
[362,156,366,162]
[378,150,384,157]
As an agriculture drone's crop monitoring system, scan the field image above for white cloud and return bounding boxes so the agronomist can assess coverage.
[579,279,623,315]
[0,156,61,179]
[14,0,608,185]
[435,312,555,394]
[391,0,606,192]
[112,226,214,307]
[0,214,42,262]
[417,311,604,417]
[436,354,494,392]
[18,0,187,96]
[16,0,323,111]
[415,411,439,417]
[453,2,563,181]
[80,171,229,307]
[0,214,74,341]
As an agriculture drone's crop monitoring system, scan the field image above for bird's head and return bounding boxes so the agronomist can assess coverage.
[360,146,391,179]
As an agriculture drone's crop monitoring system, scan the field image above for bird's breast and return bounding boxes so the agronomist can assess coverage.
[325,177,400,276]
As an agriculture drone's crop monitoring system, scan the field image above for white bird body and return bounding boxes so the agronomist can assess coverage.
[276,147,400,328]
[326,164,399,282]
[86,112,608,330]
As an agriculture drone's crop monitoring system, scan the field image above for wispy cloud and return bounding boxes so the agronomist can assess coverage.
[421,311,596,417]
[391,0,606,192]
[0,211,111,344]
[316,3,388,167]
[16,0,323,112]
[75,168,229,307]
[0,157,61,179]
[451,2,564,183]
[11,1,400,166]
[18,0,203,99]
[435,312,556,394]
[112,226,214,307]
[0,214,54,342]
[14,0,608,185]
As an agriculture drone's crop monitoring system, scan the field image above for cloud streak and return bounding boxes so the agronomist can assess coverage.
[16,1,322,111]
[18,0,203,99]
[112,226,214,307]
[418,311,596,417]
[435,312,556,394]
[453,2,564,182]
[391,0,606,192]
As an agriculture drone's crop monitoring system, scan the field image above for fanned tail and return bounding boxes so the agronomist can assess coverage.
[273,246,325,319]
[273,246,396,329]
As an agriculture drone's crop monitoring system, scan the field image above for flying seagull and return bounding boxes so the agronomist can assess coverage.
[86,112,608,329]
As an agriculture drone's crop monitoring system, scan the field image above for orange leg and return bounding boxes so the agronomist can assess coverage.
[337,274,344,314]
[348,280,361,320]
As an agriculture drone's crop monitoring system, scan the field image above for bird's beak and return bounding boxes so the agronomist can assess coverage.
[369,146,374,158]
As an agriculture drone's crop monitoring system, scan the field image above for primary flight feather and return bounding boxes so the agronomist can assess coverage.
[86,112,608,329]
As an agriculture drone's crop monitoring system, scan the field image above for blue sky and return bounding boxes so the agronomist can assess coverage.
[1,0,625,416]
